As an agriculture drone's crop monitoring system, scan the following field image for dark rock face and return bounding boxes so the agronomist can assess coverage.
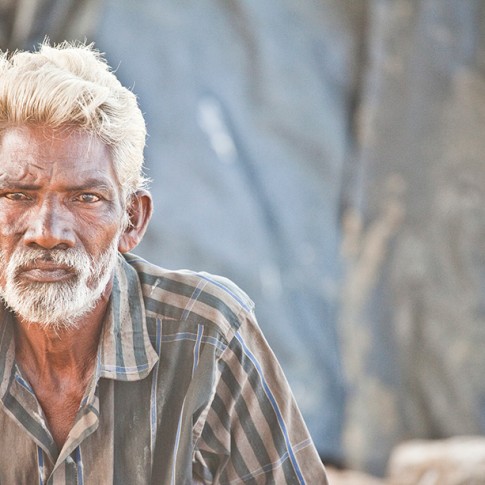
[94,0,358,464]
[340,0,485,474]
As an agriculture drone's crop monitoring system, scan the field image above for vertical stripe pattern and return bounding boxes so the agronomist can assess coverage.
[0,253,327,484]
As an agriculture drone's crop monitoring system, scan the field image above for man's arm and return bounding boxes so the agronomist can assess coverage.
[193,309,328,484]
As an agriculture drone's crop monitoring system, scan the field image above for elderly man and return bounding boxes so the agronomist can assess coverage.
[0,42,327,484]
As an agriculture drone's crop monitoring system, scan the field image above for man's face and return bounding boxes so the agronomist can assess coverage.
[0,125,126,328]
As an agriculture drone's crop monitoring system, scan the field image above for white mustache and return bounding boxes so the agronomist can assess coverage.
[0,239,120,328]
[11,248,90,275]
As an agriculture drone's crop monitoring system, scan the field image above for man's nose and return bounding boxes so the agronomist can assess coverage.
[23,198,76,250]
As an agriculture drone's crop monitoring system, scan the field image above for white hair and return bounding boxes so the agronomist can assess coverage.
[0,40,148,202]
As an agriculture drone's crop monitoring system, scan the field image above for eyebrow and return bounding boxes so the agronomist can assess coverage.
[0,181,43,191]
[64,179,116,192]
[0,178,116,192]
[0,182,39,190]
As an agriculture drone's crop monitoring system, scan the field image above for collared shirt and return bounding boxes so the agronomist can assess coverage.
[0,253,328,484]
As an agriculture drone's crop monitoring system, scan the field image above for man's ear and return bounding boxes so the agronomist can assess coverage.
[118,190,153,254]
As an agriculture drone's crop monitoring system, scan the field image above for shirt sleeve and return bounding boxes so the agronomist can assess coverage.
[193,309,329,484]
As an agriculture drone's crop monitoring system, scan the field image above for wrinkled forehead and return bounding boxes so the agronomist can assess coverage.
[0,124,109,157]
[0,124,118,185]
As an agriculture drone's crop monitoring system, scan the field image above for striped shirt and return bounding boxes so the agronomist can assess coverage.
[0,253,328,484]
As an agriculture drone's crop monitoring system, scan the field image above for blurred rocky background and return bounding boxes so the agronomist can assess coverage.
[2,0,484,481]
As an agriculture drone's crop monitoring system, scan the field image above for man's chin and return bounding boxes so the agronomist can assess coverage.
[1,281,102,329]
[5,300,93,329]
[0,244,119,329]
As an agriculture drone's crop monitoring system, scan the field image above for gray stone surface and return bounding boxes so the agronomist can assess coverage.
[0,0,101,49]
[93,0,363,463]
[341,0,485,474]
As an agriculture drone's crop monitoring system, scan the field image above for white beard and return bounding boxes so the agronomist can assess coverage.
[0,238,120,330]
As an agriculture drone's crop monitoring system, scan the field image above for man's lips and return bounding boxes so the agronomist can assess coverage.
[17,262,76,282]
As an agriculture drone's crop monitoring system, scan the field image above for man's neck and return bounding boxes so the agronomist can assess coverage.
[14,286,111,379]
[12,286,112,450]
[15,314,103,380]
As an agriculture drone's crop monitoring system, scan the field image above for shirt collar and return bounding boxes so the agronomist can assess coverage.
[0,254,159,465]
[95,254,159,381]
[0,309,15,399]
[0,254,159,392]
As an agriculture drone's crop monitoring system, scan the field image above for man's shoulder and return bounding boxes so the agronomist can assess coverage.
[122,253,255,337]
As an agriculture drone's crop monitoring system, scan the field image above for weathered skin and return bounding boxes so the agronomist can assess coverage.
[0,125,152,449]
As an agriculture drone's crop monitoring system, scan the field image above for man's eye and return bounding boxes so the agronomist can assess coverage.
[75,193,101,203]
[4,192,30,201]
